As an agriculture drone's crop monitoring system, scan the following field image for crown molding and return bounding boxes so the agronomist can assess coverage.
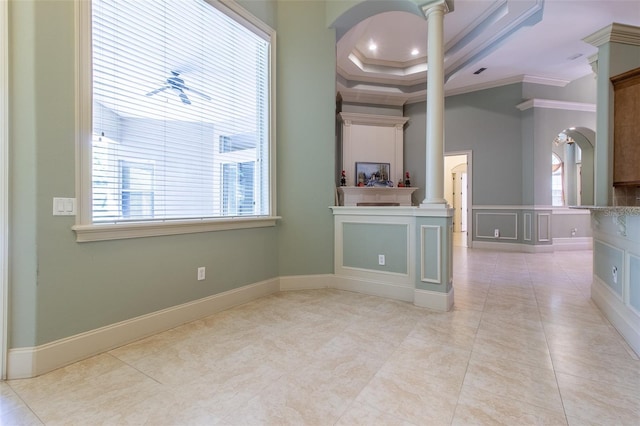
[583,22,640,48]
[351,46,426,69]
[442,73,567,99]
[521,75,570,87]
[337,88,413,107]
[516,99,596,112]
[338,112,409,126]
[336,64,426,87]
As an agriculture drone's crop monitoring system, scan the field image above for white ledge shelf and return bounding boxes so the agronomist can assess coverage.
[337,186,418,207]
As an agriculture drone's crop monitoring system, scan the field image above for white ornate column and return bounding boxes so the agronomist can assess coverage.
[421,0,450,207]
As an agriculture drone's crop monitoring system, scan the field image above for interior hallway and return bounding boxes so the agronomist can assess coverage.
[1,247,639,425]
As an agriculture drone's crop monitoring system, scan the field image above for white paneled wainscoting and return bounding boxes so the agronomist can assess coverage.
[471,206,593,252]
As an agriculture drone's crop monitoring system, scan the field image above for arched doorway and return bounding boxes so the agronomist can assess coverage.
[552,127,595,206]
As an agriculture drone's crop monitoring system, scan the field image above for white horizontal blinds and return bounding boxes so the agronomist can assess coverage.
[91,0,270,223]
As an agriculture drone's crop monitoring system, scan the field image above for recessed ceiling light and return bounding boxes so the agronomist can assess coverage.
[411,48,419,56]
[369,42,377,52]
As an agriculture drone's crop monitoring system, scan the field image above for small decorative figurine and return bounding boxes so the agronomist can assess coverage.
[404,171,411,187]
[340,170,346,186]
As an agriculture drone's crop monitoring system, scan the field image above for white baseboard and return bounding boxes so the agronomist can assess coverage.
[591,276,640,357]
[473,241,553,252]
[473,240,592,253]
[6,278,280,379]
[279,274,332,291]
[414,287,454,311]
[333,275,414,302]
[552,237,593,251]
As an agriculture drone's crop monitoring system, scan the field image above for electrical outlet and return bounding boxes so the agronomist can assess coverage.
[571,228,577,237]
[494,229,499,238]
[197,267,206,281]
[378,254,385,266]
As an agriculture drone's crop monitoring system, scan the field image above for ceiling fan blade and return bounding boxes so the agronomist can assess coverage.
[146,86,170,96]
[184,86,211,101]
[179,92,191,105]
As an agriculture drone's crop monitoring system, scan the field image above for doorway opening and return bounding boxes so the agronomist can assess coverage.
[445,152,472,248]
[1,0,8,379]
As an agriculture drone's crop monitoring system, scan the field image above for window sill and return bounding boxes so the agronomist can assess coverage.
[72,216,281,242]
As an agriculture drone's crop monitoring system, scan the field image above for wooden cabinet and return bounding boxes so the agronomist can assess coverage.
[612,67,640,186]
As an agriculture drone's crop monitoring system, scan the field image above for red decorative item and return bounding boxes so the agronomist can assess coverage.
[340,170,346,186]
[404,172,411,187]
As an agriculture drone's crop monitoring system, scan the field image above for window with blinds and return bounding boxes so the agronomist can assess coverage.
[90,0,272,224]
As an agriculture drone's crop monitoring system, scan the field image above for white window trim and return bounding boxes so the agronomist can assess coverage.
[73,0,278,242]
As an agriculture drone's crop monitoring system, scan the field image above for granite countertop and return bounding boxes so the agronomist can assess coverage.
[570,206,640,215]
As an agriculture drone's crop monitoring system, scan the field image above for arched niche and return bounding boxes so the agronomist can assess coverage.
[553,127,595,206]
[328,0,426,41]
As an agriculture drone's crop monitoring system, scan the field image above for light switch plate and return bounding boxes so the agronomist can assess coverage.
[53,197,76,216]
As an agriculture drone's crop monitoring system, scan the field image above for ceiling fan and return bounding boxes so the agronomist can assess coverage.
[145,70,211,105]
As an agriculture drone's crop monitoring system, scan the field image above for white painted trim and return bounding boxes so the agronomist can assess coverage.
[337,112,409,127]
[6,278,279,379]
[75,0,278,236]
[521,75,570,87]
[0,0,8,380]
[524,213,532,241]
[442,74,568,99]
[537,213,551,242]
[333,275,414,302]
[583,22,640,48]
[330,206,453,218]
[472,241,553,253]
[472,205,553,210]
[591,275,640,357]
[334,217,414,287]
[414,287,454,312]
[552,237,593,251]
[420,225,442,284]
[628,252,640,317]
[515,98,596,112]
[279,274,332,291]
[552,208,592,216]
[73,216,280,242]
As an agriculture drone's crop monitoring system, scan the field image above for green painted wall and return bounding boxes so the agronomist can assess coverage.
[593,42,640,205]
[550,213,592,239]
[594,240,624,296]
[405,83,525,206]
[523,74,597,104]
[343,223,408,273]
[532,108,596,206]
[415,216,452,293]
[275,0,336,276]
[8,0,280,347]
[8,0,39,347]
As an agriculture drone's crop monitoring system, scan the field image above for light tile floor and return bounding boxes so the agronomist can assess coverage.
[2,247,640,425]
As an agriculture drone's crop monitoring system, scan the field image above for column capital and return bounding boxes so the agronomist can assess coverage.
[421,0,452,17]
[588,53,598,75]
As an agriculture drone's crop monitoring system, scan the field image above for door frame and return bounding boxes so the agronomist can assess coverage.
[445,150,473,248]
[1,0,9,379]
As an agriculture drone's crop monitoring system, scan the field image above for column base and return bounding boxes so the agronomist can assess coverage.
[414,287,454,312]
[420,199,449,208]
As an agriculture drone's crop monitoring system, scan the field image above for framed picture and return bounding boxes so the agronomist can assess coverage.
[355,162,390,185]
